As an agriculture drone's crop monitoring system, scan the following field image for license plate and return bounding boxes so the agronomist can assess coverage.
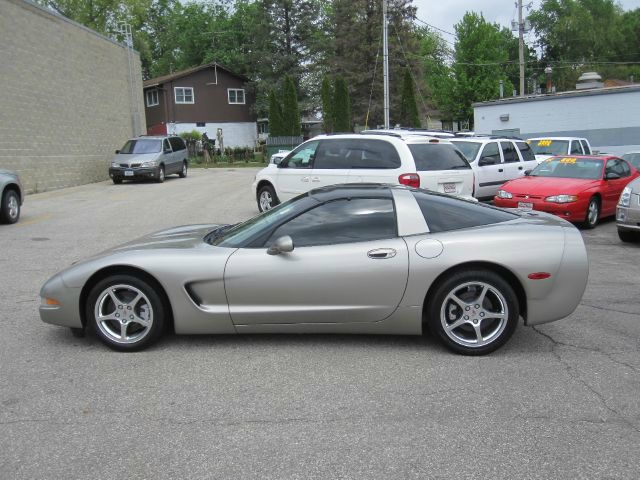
[443,183,456,193]
[517,202,533,211]
[124,170,134,177]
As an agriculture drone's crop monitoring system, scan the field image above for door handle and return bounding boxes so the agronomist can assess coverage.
[367,248,397,259]
[518,166,523,170]
[498,169,504,172]
[301,176,310,182]
[311,177,320,182]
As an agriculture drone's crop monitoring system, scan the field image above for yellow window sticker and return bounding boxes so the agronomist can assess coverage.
[559,157,577,164]
[537,139,552,147]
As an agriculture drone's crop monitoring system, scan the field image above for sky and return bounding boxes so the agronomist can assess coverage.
[414,0,640,42]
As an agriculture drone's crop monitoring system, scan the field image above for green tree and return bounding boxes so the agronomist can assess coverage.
[399,69,421,127]
[282,76,301,136]
[320,76,334,133]
[268,90,284,137]
[333,76,351,132]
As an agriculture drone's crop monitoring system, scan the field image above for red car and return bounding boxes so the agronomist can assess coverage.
[494,155,639,228]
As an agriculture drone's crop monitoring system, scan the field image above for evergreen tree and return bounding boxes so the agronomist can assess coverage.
[399,69,421,128]
[282,76,301,136]
[268,90,284,137]
[333,76,351,132]
[320,75,334,133]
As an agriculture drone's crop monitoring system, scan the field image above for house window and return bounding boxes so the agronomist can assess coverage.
[174,87,194,104]
[146,90,159,107]
[228,89,245,105]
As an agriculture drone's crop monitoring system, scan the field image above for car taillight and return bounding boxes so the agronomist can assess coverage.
[399,173,420,188]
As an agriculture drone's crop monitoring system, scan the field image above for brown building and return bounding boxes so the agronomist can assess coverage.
[143,63,257,148]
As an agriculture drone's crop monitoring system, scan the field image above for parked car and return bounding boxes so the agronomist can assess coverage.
[269,150,290,165]
[252,132,474,212]
[527,137,592,162]
[39,184,588,355]
[0,169,23,224]
[450,137,538,200]
[494,155,639,228]
[621,151,640,171]
[109,136,189,184]
[616,177,640,242]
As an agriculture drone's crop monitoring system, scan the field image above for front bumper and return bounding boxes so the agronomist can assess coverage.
[494,196,587,223]
[39,274,82,328]
[616,203,640,231]
[109,167,159,180]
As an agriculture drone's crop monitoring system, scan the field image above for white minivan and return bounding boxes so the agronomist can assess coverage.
[450,137,539,201]
[252,133,474,211]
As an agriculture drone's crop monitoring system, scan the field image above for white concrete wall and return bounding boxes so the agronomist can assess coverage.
[474,89,640,156]
[168,122,257,148]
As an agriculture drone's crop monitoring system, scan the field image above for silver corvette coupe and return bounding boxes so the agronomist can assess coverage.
[40,184,589,355]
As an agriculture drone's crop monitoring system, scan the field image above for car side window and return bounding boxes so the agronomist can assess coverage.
[570,141,583,155]
[169,137,185,151]
[163,139,172,152]
[282,141,318,169]
[620,160,631,177]
[515,141,535,161]
[265,198,397,247]
[500,142,519,163]
[479,142,501,166]
[314,139,400,169]
[580,140,591,154]
[605,159,628,177]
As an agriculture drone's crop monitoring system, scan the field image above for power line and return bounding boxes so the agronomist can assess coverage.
[414,17,456,37]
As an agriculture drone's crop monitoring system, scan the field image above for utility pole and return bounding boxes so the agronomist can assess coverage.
[382,0,390,128]
[518,0,525,97]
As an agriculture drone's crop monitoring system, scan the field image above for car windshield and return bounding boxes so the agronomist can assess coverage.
[208,200,305,248]
[450,141,481,161]
[408,144,471,171]
[529,157,603,179]
[622,153,640,169]
[119,139,162,154]
[529,139,569,156]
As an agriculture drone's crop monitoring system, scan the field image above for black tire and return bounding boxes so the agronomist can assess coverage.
[257,184,279,212]
[178,161,188,178]
[426,269,519,355]
[0,189,20,224]
[112,177,123,185]
[618,228,640,243]
[86,274,167,351]
[582,196,600,229]
[156,165,165,183]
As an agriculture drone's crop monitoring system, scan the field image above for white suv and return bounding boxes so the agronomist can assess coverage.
[450,136,539,201]
[527,136,592,162]
[252,133,474,211]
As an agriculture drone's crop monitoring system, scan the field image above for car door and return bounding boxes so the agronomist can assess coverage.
[570,140,584,156]
[475,141,504,199]
[224,197,409,326]
[500,141,525,183]
[162,138,173,171]
[603,159,632,215]
[515,141,538,174]
[346,139,402,184]
[275,141,319,200]
[580,140,592,155]
[168,137,183,173]
[308,139,352,188]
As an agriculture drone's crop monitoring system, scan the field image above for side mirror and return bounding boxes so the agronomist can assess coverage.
[605,172,621,180]
[524,169,531,176]
[478,157,495,166]
[267,235,294,255]
[115,150,120,154]
[164,148,172,154]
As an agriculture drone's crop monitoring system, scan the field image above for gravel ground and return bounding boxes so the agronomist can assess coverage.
[1,168,638,479]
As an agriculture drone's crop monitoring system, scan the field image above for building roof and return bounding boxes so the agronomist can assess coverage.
[143,62,249,88]
[473,84,640,108]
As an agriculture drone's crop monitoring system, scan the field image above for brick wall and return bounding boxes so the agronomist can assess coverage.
[0,0,146,193]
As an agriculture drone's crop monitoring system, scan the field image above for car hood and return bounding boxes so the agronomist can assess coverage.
[112,153,160,165]
[502,176,601,195]
[108,224,224,253]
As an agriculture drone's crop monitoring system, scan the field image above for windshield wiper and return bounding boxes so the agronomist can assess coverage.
[204,224,236,244]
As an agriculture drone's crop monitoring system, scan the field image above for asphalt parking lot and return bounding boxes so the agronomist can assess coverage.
[1,168,639,479]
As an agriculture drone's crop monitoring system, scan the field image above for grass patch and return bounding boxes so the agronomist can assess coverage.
[189,152,266,169]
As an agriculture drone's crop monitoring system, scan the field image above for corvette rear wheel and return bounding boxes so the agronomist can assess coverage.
[86,275,166,351]
[427,270,519,355]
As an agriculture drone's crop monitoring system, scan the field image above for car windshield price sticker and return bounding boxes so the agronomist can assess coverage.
[538,140,553,146]
[559,157,577,164]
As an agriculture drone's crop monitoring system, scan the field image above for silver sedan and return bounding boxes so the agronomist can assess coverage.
[39,184,589,355]
[617,177,640,242]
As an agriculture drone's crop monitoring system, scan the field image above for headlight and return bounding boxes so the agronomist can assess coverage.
[141,161,157,167]
[111,162,118,167]
[619,187,632,207]
[497,190,512,199]
[545,194,578,203]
